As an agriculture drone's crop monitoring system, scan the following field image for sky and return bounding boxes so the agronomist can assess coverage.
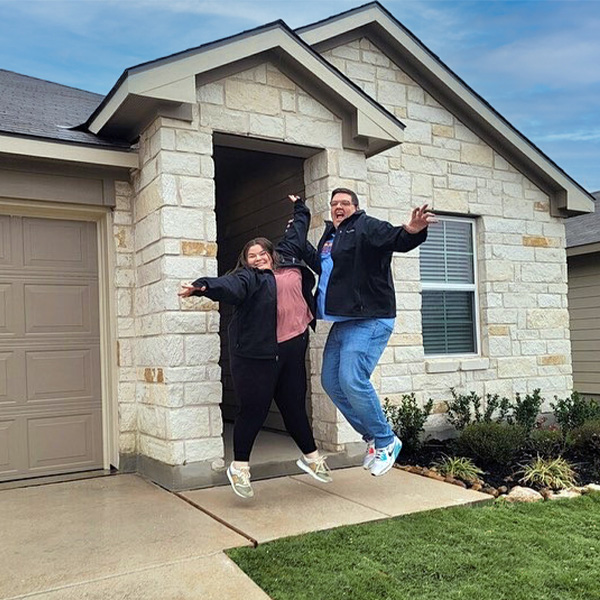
[1,0,599,193]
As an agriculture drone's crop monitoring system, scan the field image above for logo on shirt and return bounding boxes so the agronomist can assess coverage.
[321,237,334,256]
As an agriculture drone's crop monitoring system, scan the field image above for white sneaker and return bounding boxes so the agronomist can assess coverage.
[370,437,403,477]
[227,463,254,498]
[362,439,376,470]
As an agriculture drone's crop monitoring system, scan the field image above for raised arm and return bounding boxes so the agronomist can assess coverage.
[365,204,436,253]
[178,269,253,306]
[275,195,321,273]
[276,195,312,260]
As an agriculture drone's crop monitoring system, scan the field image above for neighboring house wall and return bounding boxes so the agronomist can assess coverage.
[567,252,600,401]
[320,37,573,426]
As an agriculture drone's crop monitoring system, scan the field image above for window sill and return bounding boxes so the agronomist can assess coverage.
[425,358,489,373]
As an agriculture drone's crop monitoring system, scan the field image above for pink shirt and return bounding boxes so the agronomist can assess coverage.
[273,268,313,343]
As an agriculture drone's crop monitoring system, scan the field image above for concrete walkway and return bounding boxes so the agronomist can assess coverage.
[0,468,489,600]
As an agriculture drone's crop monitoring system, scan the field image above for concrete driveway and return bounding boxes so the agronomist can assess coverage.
[0,468,489,599]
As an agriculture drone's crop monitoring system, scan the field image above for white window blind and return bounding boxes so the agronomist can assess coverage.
[419,218,478,355]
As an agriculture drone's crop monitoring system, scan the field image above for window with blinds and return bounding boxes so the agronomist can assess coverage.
[419,218,478,355]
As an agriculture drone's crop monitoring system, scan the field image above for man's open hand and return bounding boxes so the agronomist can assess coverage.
[404,204,437,234]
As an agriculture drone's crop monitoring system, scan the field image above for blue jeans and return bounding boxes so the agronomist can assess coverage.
[321,319,395,449]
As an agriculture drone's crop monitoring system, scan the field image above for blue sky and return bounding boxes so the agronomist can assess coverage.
[1,0,599,192]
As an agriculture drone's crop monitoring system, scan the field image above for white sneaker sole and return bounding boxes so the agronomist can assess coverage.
[227,468,253,499]
[296,458,332,483]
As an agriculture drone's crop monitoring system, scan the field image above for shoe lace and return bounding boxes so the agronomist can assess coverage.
[236,466,251,487]
[312,455,330,474]
[375,448,390,461]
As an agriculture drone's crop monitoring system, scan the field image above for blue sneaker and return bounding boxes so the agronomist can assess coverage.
[370,436,402,477]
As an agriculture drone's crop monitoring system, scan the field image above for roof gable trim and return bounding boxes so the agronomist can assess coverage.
[88,22,404,155]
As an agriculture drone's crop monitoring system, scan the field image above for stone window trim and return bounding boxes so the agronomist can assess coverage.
[425,358,490,374]
[420,215,480,357]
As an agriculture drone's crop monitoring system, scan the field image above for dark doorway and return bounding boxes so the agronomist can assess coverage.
[213,144,306,435]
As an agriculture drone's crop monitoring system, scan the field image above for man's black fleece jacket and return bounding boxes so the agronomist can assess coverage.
[288,200,427,318]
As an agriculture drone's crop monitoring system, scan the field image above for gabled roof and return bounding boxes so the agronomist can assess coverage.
[298,1,595,216]
[0,69,126,149]
[566,192,600,250]
[86,20,405,157]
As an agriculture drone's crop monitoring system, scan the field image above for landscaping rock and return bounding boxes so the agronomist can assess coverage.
[470,483,483,491]
[481,486,498,497]
[583,484,600,494]
[539,488,553,500]
[505,486,543,503]
[549,489,581,500]
[452,479,467,488]
[497,486,509,495]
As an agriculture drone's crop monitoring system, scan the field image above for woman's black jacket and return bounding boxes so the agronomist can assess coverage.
[191,203,315,359]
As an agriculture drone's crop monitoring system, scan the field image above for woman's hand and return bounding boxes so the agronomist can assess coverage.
[288,194,301,203]
[178,283,206,298]
[404,204,438,234]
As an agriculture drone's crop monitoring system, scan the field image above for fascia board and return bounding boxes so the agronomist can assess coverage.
[89,24,403,148]
[300,5,594,214]
[567,242,600,257]
[89,79,130,134]
[0,134,138,169]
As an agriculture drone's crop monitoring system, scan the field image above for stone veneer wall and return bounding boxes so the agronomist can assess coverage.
[116,59,393,475]
[321,38,572,428]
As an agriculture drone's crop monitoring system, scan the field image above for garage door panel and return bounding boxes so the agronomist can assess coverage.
[25,348,96,403]
[0,215,12,266]
[27,410,101,471]
[0,418,23,476]
[0,350,25,407]
[22,218,96,272]
[0,283,14,334]
[24,283,96,335]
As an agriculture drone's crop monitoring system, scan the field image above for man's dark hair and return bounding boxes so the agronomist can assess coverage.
[331,187,359,208]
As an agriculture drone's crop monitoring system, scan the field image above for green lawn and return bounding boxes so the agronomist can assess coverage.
[227,494,600,600]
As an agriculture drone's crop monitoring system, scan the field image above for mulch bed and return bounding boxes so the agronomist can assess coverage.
[397,439,599,496]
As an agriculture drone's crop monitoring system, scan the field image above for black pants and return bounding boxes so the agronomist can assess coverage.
[230,330,317,462]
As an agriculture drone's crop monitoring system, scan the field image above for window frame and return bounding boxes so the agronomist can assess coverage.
[420,215,480,358]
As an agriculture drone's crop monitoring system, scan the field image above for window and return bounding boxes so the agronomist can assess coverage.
[419,217,478,355]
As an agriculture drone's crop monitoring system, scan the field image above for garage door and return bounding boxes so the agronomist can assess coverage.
[0,215,102,482]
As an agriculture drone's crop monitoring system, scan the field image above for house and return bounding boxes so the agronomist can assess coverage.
[566,191,600,402]
[0,2,594,489]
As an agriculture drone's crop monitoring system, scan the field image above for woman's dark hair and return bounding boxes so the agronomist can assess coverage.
[233,237,280,272]
[330,187,359,208]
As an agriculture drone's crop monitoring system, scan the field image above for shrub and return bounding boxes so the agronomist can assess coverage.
[383,394,434,455]
[566,419,600,457]
[455,422,526,468]
[527,428,565,458]
[446,388,512,431]
[551,392,600,434]
[508,389,544,435]
[431,455,484,483]
[518,456,577,491]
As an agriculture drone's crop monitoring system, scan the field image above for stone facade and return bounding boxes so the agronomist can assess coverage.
[322,38,572,429]
[113,36,573,482]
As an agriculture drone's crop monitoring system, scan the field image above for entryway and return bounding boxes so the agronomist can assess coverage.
[212,137,310,468]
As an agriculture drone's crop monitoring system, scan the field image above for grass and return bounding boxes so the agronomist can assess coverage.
[227,494,600,600]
